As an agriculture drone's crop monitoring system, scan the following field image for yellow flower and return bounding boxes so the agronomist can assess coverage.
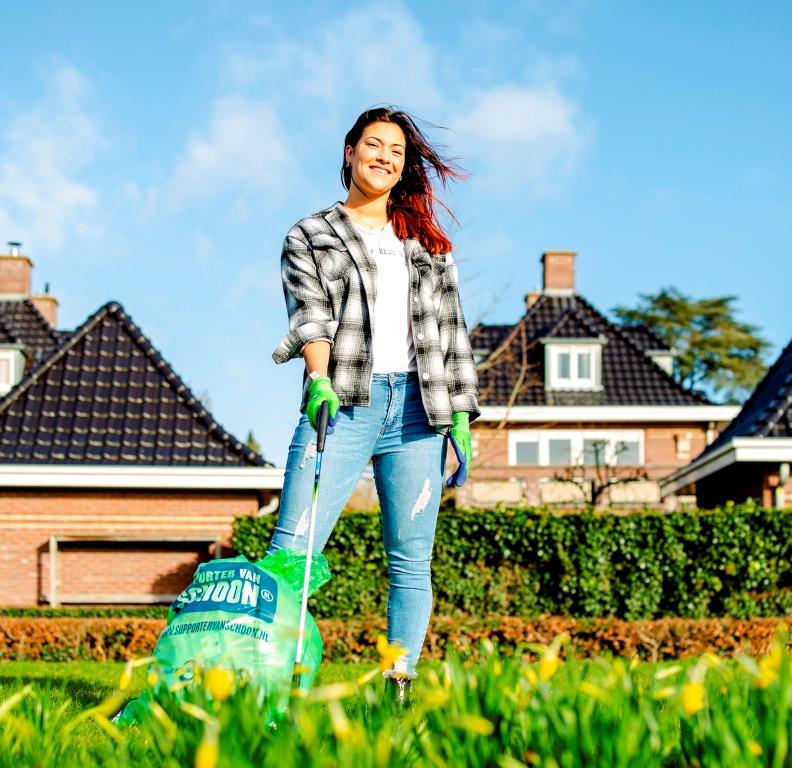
[748,741,762,756]
[194,739,219,768]
[195,722,220,768]
[524,667,539,686]
[205,668,234,702]
[146,669,158,688]
[539,649,560,681]
[118,663,133,691]
[376,635,407,672]
[681,682,705,715]
[653,687,675,701]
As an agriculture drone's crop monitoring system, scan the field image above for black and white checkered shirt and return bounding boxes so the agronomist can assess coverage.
[272,201,480,429]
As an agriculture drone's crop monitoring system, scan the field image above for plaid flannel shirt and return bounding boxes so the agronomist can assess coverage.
[272,201,480,430]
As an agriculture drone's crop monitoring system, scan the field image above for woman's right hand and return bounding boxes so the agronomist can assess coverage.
[307,376,340,432]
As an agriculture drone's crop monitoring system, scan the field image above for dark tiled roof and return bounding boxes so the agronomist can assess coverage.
[0,301,268,466]
[0,299,61,360]
[620,324,669,352]
[471,294,710,407]
[700,338,792,456]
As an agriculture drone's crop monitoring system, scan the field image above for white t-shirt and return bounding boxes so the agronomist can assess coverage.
[354,222,417,373]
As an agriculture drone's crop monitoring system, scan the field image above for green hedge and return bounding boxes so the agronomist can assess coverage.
[232,504,791,621]
[0,606,169,619]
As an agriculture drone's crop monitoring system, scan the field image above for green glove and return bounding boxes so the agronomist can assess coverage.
[306,376,340,431]
[450,411,472,466]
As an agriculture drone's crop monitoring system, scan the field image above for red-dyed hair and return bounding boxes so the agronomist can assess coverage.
[341,107,466,255]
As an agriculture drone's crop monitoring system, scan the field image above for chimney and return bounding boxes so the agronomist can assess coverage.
[541,251,576,295]
[525,288,542,308]
[0,241,33,298]
[31,282,59,328]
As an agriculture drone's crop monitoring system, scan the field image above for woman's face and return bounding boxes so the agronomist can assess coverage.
[345,121,406,197]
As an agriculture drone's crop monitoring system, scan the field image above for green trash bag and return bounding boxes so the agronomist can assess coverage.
[117,548,330,725]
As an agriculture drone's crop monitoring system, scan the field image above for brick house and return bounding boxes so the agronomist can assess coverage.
[464,252,739,507]
[0,244,283,607]
[661,338,792,508]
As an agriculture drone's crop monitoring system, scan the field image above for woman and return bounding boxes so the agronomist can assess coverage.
[270,107,479,701]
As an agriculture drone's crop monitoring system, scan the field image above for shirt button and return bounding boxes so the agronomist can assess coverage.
[422,372,429,381]
[413,296,419,304]
[417,332,424,341]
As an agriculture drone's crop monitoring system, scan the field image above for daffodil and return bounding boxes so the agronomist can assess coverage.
[118,663,133,691]
[377,635,407,672]
[194,739,219,768]
[681,682,705,715]
[205,668,234,702]
[539,648,560,681]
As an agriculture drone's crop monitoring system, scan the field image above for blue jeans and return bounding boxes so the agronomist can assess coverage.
[268,372,446,677]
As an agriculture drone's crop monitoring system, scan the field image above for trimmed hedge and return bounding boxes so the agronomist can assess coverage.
[233,505,792,620]
[0,606,169,619]
[1,615,789,663]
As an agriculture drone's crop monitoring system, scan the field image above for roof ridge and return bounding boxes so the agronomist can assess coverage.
[0,301,268,466]
[21,298,62,345]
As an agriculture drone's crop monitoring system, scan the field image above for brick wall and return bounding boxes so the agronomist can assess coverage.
[463,421,713,506]
[0,490,259,606]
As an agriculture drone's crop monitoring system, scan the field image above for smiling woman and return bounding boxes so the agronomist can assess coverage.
[269,106,480,705]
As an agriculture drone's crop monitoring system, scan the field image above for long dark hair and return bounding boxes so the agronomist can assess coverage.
[341,107,465,255]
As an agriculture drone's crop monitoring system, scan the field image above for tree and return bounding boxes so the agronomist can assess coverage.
[245,430,262,455]
[612,288,770,403]
[553,439,650,508]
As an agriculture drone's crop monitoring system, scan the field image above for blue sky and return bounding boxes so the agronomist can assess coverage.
[1,1,790,464]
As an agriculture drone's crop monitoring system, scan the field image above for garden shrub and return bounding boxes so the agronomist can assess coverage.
[1,615,789,663]
[233,504,791,620]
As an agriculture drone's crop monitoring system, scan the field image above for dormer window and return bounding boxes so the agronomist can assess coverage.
[0,348,25,396]
[544,339,604,391]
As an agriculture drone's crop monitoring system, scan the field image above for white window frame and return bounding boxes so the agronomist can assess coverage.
[544,339,603,391]
[0,348,24,395]
[508,429,645,467]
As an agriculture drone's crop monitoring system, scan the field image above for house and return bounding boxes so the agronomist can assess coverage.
[0,243,283,607]
[465,251,739,507]
[661,338,792,507]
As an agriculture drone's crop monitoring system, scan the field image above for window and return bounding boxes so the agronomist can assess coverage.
[548,439,571,465]
[515,441,539,465]
[615,441,641,465]
[583,438,607,466]
[509,430,644,467]
[544,342,603,391]
[558,352,570,379]
[577,351,591,379]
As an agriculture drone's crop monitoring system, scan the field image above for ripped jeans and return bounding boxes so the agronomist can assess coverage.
[267,372,446,677]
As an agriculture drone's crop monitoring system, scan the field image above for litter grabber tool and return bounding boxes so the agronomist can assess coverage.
[292,399,330,691]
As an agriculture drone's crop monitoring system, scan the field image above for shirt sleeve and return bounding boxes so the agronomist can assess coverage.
[438,253,481,420]
[271,227,338,364]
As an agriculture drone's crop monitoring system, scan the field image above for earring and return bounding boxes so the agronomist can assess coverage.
[398,176,402,181]
[346,161,351,167]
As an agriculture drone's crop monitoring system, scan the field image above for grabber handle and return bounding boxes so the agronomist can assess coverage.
[316,400,330,452]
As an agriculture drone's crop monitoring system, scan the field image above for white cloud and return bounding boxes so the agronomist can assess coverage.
[223,1,440,114]
[452,83,590,197]
[166,97,297,209]
[0,63,104,250]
